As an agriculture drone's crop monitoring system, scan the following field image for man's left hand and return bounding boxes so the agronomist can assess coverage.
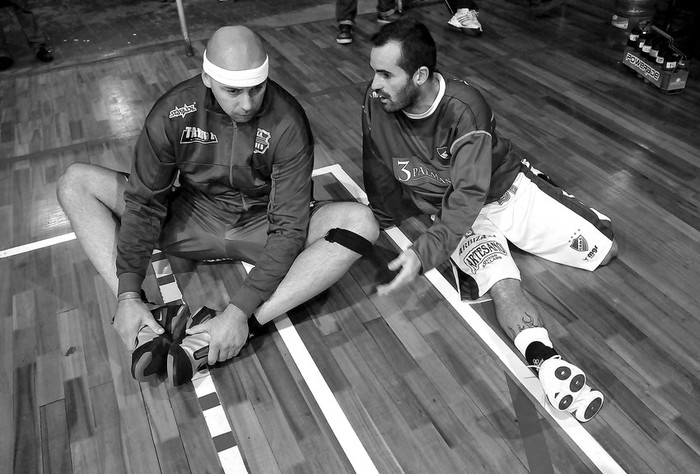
[376,248,422,296]
[185,304,250,365]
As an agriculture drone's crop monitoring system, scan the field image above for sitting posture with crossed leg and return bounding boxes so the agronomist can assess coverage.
[58,25,379,385]
[361,19,617,422]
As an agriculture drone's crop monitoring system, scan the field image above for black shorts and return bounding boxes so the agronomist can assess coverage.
[157,189,327,264]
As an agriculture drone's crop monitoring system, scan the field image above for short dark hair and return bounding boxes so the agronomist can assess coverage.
[371,18,437,78]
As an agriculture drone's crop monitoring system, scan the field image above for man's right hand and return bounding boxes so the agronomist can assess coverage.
[112,296,164,351]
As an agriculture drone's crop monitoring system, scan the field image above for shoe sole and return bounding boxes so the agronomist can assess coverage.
[548,362,585,410]
[448,23,482,36]
[574,391,604,422]
[131,335,170,382]
[336,38,353,44]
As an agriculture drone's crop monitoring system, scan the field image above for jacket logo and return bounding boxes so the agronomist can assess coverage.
[393,157,451,185]
[169,102,197,119]
[254,128,271,154]
[436,146,450,160]
[180,126,218,144]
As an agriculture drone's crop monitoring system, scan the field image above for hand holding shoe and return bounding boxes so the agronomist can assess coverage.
[113,294,164,351]
[186,303,249,365]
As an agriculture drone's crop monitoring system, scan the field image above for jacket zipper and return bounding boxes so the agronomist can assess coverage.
[229,121,237,188]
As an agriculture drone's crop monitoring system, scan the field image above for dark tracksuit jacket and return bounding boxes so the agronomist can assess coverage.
[117,76,314,316]
[362,74,522,272]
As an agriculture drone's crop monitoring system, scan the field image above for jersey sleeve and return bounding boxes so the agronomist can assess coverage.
[228,117,314,317]
[410,127,493,271]
[117,113,179,295]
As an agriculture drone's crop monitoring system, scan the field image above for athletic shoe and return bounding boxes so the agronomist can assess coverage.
[568,384,604,422]
[448,9,483,36]
[167,306,217,386]
[537,356,586,411]
[377,10,402,24]
[35,45,53,63]
[0,50,13,71]
[337,24,353,45]
[167,308,272,386]
[131,303,190,382]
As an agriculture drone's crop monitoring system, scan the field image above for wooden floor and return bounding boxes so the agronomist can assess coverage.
[2,0,700,473]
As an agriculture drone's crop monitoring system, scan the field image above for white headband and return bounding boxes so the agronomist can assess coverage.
[202,49,269,87]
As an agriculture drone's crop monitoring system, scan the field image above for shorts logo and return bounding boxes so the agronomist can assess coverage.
[497,184,518,205]
[584,245,599,261]
[169,102,197,119]
[569,233,589,252]
[458,235,507,274]
[436,146,450,160]
[180,126,218,144]
[254,128,271,154]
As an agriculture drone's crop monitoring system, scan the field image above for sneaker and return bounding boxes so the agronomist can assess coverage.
[448,9,482,36]
[167,306,217,386]
[377,10,402,24]
[0,50,13,71]
[167,308,272,386]
[337,24,353,45]
[568,384,604,422]
[537,356,586,411]
[131,303,190,382]
[35,45,53,63]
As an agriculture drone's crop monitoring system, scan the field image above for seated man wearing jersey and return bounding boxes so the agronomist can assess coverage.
[361,19,617,422]
[57,26,379,386]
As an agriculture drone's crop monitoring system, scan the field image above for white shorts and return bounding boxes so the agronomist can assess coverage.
[449,167,615,300]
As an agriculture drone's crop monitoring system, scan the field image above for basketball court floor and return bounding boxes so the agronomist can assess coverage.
[2,1,700,473]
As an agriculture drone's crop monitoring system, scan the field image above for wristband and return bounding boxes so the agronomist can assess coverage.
[117,292,142,302]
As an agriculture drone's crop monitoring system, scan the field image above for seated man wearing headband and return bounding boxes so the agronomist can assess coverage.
[57,26,379,385]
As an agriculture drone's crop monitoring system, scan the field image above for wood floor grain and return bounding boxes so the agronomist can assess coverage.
[1,0,699,473]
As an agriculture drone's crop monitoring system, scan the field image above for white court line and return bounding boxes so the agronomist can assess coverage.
[152,249,248,474]
[0,232,76,259]
[240,262,379,474]
[320,163,625,474]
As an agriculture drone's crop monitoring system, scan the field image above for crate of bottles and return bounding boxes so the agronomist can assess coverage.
[622,26,689,94]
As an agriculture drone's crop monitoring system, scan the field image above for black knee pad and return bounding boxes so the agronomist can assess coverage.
[324,228,373,256]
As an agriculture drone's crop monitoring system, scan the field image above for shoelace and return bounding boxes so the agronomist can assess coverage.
[456,10,479,23]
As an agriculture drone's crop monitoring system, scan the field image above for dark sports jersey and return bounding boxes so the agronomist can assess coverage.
[362,74,521,272]
[117,76,314,316]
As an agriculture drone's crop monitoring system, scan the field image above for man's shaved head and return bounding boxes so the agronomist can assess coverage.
[206,26,266,71]
[201,26,269,123]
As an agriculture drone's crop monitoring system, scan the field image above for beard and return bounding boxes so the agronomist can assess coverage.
[380,81,420,113]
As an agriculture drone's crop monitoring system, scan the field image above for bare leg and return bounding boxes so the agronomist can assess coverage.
[489,278,545,341]
[57,163,126,295]
[254,202,379,324]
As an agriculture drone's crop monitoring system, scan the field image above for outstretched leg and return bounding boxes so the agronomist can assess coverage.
[490,278,603,422]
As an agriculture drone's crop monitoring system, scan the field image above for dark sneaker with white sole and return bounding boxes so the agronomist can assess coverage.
[131,303,190,382]
[167,307,271,386]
